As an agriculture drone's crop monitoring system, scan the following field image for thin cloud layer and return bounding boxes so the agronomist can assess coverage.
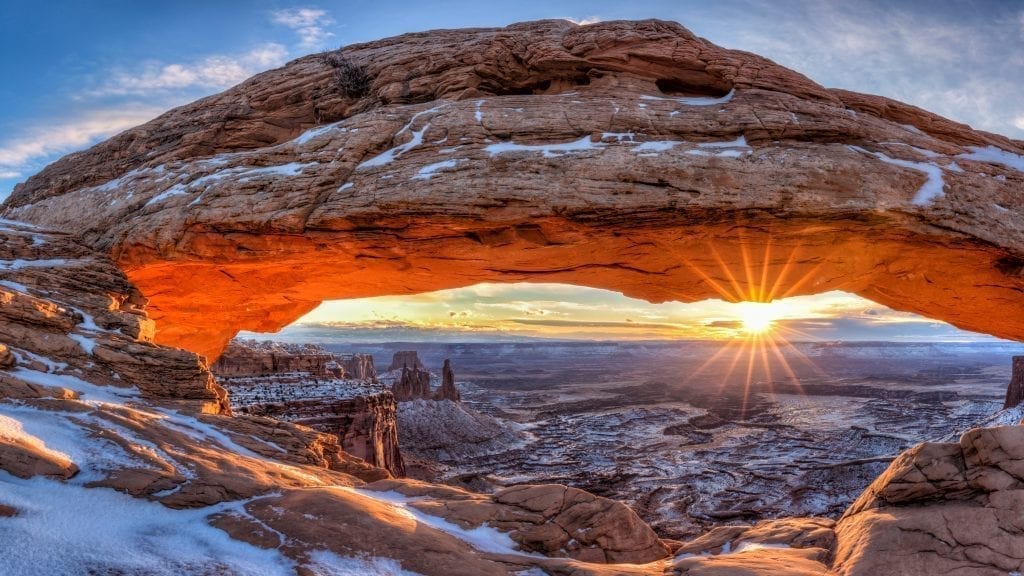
[272,8,335,48]
[92,44,288,96]
[0,107,164,179]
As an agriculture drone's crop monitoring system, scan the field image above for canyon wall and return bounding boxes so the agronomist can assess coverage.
[242,392,406,477]
[211,340,339,377]
[212,339,404,476]
[339,352,376,381]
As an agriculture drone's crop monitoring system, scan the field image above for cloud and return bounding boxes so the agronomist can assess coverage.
[92,44,288,96]
[0,107,163,176]
[562,16,602,26]
[272,8,335,49]
[1015,116,1024,130]
[716,1,1024,138]
[511,318,680,330]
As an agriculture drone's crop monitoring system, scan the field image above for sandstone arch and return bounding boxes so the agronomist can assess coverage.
[3,19,1023,360]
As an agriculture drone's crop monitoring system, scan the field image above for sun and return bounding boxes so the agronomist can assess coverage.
[736,302,780,334]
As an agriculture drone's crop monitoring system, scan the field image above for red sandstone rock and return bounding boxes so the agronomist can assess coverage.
[1004,356,1024,409]
[435,358,461,402]
[388,351,425,372]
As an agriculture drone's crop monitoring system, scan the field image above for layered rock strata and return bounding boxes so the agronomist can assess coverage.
[211,340,339,378]
[241,391,406,477]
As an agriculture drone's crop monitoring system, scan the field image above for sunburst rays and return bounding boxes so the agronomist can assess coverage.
[672,230,844,418]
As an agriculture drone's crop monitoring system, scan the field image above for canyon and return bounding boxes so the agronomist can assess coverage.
[1,17,1024,576]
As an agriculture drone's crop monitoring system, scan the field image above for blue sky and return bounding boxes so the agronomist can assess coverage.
[2,0,1021,342]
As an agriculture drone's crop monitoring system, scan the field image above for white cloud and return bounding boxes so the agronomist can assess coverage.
[1015,116,1024,130]
[562,16,602,26]
[0,107,162,174]
[272,8,334,49]
[94,44,288,96]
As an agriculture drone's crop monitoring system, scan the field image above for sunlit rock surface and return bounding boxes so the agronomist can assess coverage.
[2,19,1023,360]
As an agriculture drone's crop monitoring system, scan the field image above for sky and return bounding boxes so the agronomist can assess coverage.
[2,0,1021,342]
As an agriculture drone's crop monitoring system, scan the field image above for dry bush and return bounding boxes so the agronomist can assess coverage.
[321,51,370,98]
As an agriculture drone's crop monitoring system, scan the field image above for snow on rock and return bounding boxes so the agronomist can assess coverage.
[485,135,604,158]
[306,550,425,576]
[849,145,946,205]
[0,473,295,576]
[291,121,347,146]
[358,105,448,169]
[678,89,735,106]
[641,88,735,106]
[0,413,72,466]
[958,145,1024,173]
[412,159,461,180]
[350,487,541,557]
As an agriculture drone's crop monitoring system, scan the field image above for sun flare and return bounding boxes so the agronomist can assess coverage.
[737,302,780,334]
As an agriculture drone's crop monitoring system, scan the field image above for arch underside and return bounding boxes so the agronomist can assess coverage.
[125,213,1024,360]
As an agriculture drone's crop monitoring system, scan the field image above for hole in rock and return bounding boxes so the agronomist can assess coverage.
[655,77,732,98]
[213,283,1021,540]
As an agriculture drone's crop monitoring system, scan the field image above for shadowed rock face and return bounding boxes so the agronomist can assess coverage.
[3,19,1023,360]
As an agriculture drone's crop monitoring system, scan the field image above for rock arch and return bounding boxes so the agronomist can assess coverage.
[3,19,1023,360]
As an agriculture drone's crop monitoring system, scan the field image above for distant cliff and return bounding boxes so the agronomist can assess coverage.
[243,391,405,477]
[212,339,403,476]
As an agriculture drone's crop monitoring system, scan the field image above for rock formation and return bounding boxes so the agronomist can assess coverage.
[832,426,1024,575]
[338,352,376,381]
[435,358,461,401]
[1,218,679,574]
[241,392,405,477]
[389,350,424,372]
[1,20,1022,360]
[391,363,433,401]
[1003,356,1024,409]
[0,222,228,415]
[211,339,337,377]
[211,339,402,476]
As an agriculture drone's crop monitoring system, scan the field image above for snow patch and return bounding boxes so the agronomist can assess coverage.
[357,105,446,170]
[68,334,96,355]
[678,89,735,106]
[351,488,542,557]
[0,414,71,464]
[412,159,460,180]
[958,145,1024,172]
[849,146,946,205]
[292,121,347,146]
[0,473,295,576]
[485,136,602,158]
[733,541,791,553]
[306,550,425,576]
[634,141,679,152]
